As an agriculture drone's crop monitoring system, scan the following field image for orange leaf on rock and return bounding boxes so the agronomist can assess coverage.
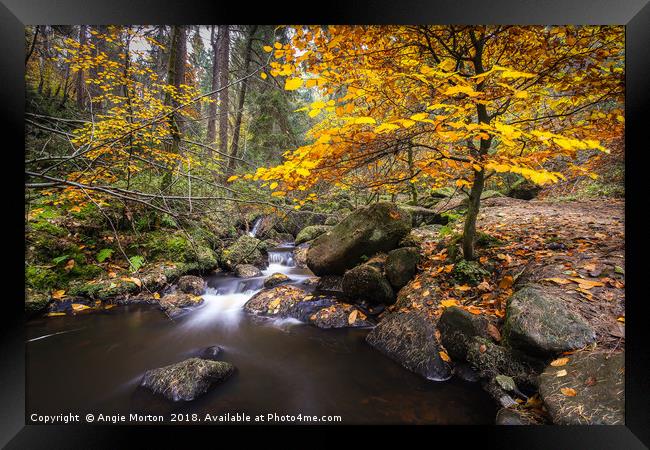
[439,351,451,362]
[551,357,570,366]
[561,387,577,397]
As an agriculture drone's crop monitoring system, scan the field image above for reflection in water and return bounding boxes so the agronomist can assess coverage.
[26,244,496,424]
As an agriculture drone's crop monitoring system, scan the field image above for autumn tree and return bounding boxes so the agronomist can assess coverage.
[252,25,624,260]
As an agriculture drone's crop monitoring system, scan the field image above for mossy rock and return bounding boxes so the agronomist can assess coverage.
[220,235,267,271]
[25,290,50,316]
[539,351,624,425]
[244,285,334,321]
[452,260,490,285]
[140,358,235,402]
[366,311,452,381]
[385,247,420,290]
[342,264,394,305]
[502,284,596,356]
[438,306,490,361]
[295,225,331,246]
[308,303,373,329]
[307,202,412,276]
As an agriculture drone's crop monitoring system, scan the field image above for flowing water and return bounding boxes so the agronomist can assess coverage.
[26,244,496,424]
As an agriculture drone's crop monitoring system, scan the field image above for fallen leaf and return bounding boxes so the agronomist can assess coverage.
[46,312,66,317]
[440,299,459,308]
[51,290,66,300]
[71,303,90,312]
[584,376,597,386]
[153,292,160,299]
[498,275,513,289]
[561,387,577,397]
[551,357,570,367]
[121,277,142,287]
[543,277,572,285]
[348,309,358,325]
[487,323,501,342]
[479,344,487,353]
[439,350,451,362]
[556,369,568,377]
[477,281,491,292]
[64,259,75,271]
[617,316,625,323]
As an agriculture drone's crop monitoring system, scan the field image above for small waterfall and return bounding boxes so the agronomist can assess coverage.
[248,217,263,237]
[268,249,295,267]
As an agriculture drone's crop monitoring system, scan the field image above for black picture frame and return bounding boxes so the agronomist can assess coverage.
[2,1,649,447]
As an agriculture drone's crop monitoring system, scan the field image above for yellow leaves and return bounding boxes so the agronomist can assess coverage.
[260,72,268,80]
[269,182,279,190]
[348,309,358,325]
[561,387,577,397]
[550,357,570,367]
[347,116,376,125]
[121,277,142,288]
[274,42,282,50]
[498,275,514,289]
[439,351,451,362]
[284,77,303,91]
[51,290,66,300]
[442,85,481,97]
[374,123,400,134]
[263,45,273,52]
[71,303,90,312]
[226,175,239,182]
[153,292,161,300]
[440,299,460,308]
[271,191,286,197]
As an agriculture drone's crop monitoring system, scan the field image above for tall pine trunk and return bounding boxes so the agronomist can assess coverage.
[206,25,219,150]
[218,25,230,160]
[227,25,257,176]
[75,25,87,108]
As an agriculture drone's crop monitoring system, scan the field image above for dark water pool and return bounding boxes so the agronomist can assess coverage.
[26,247,496,425]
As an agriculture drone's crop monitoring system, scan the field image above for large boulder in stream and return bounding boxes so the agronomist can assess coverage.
[366,311,452,381]
[307,202,412,276]
[342,264,394,305]
[159,292,204,318]
[176,275,206,295]
[538,351,624,425]
[264,272,290,288]
[140,358,235,401]
[295,225,331,246]
[385,247,420,290]
[503,284,596,356]
[308,302,373,329]
[244,285,332,320]
[234,264,262,278]
[220,235,267,271]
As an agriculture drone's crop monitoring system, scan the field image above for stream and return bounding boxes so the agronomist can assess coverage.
[26,244,496,424]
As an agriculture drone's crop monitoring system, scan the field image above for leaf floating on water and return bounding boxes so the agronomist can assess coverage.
[561,387,577,397]
[47,312,66,317]
[550,357,570,367]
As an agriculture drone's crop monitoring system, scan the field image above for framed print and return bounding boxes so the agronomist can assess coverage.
[1,0,649,447]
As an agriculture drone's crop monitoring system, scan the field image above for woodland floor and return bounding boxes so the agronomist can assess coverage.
[392,197,625,352]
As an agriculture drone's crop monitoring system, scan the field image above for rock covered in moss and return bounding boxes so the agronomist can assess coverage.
[385,247,420,290]
[316,275,344,293]
[452,260,490,285]
[308,302,373,329]
[264,272,290,288]
[234,264,262,278]
[306,202,412,276]
[539,351,624,425]
[295,225,331,246]
[159,292,204,318]
[25,290,51,316]
[399,225,442,247]
[342,264,394,305]
[503,284,596,356]
[495,407,538,425]
[220,235,267,271]
[438,306,490,361]
[397,204,449,227]
[244,285,333,321]
[366,311,452,381]
[466,336,543,390]
[176,275,206,295]
[196,345,223,361]
[140,358,234,401]
[293,245,309,268]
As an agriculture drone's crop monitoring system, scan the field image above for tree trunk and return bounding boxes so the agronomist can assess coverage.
[218,25,230,159]
[161,25,186,192]
[462,168,485,260]
[75,25,87,108]
[206,25,219,149]
[227,25,257,176]
[407,146,418,205]
[461,28,490,261]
